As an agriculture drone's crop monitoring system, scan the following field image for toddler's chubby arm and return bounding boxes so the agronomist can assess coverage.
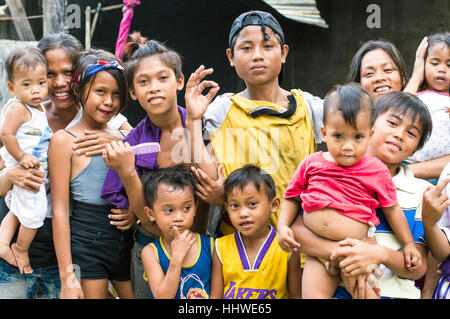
[277,198,302,253]
[0,101,39,168]
[142,227,196,299]
[382,204,422,270]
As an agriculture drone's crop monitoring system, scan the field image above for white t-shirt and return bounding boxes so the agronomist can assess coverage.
[408,90,450,163]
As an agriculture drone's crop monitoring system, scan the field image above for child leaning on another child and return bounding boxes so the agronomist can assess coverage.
[0,47,52,275]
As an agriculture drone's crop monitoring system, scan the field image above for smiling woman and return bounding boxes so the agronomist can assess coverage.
[346,40,407,99]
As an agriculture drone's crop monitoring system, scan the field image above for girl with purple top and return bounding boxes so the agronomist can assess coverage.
[100,32,218,298]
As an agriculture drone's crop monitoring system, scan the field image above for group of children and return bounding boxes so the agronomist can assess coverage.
[0,10,448,299]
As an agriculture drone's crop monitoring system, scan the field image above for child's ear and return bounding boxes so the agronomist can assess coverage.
[271,197,281,213]
[144,206,156,222]
[370,128,375,137]
[281,44,289,64]
[129,88,138,101]
[176,75,185,91]
[226,48,235,67]
[7,81,15,95]
[320,126,327,142]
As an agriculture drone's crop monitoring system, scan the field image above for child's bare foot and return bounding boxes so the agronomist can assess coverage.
[0,244,18,267]
[11,243,33,274]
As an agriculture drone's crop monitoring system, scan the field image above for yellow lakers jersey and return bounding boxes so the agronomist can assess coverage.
[216,226,290,299]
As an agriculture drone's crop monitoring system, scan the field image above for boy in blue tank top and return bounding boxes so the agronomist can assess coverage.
[140,165,213,299]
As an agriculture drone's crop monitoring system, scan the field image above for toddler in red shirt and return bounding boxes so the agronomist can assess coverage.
[277,83,422,298]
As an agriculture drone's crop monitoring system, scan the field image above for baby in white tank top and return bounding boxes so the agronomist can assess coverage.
[0,47,52,275]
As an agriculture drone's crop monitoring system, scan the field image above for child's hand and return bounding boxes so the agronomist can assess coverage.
[171,227,196,262]
[102,141,135,175]
[410,36,428,84]
[403,243,422,270]
[73,129,120,156]
[19,154,40,169]
[277,224,301,253]
[108,207,137,230]
[422,178,450,228]
[185,65,220,121]
[191,164,226,206]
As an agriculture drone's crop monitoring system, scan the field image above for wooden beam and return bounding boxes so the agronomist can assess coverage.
[4,0,36,41]
[90,2,102,39]
[42,0,65,36]
[89,4,123,13]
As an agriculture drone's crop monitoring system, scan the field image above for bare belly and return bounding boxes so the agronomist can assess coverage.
[303,207,369,241]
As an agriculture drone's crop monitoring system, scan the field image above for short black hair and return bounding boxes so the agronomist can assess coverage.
[323,83,374,129]
[142,165,198,208]
[224,164,276,201]
[5,46,47,82]
[228,11,286,84]
[373,91,432,150]
[228,10,285,52]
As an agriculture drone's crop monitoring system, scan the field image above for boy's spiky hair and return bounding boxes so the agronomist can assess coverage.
[224,164,276,201]
[141,165,198,208]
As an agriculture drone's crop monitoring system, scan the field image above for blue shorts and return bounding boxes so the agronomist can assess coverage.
[0,259,60,299]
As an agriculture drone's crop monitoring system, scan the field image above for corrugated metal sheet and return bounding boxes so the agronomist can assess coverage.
[263,0,329,28]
